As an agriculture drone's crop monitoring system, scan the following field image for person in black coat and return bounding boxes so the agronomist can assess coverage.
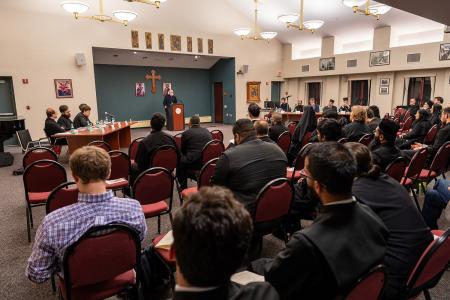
[339,97,351,113]
[406,98,420,118]
[346,143,433,300]
[268,113,287,142]
[176,116,212,190]
[397,109,432,149]
[369,119,402,171]
[44,108,66,145]
[57,105,72,131]
[293,100,304,112]
[430,103,442,127]
[287,105,316,165]
[172,187,280,300]
[73,104,92,128]
[322,99,337,114]
[342,105,372,142]
[163,89,178,128]
[279,98,290,112]
[367,105,381,132]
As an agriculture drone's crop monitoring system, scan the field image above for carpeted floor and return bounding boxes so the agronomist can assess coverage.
[0,124,448,299]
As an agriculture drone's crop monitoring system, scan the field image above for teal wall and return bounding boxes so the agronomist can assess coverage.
[209,58,236,124]
[94,64,212,121]
[271,81,281,104]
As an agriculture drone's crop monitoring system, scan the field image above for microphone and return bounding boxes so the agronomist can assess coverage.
[105,112,115,118]
[286,95,292,99]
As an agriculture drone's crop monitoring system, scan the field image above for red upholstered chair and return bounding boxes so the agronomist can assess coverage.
[46,182,79,214]
[286,143,311,182]
[401,110,411,124]
[23,160,67,242]
[132,167,174,233]
[201,139,225,165]
[150,145,178,172]
[385,157,408,183]
[301,131,313,148]
[404,228,450,300]
[277,131,291,155]
[128,137,144,164]
[287,122,297,135]
[338,137,349,144]
[358,134,374,146]
[422,125,439,146]
[174,133,182,152]
[58,224,141,300]
[401,148,429,211]
[106,151,130,192]
[210,129,224,142]
[88,140,112,152]
[394,107,405,120]
[23,147,57,168]
[398,116,414,135]
[181,158,218,199]
[344,265,386,300]
[417,141,450,189]
[253,178,294,244]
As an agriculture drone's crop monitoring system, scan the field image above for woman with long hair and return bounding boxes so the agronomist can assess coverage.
[397,109,432,149]
[430,103,442,127]
[287,105,316,165]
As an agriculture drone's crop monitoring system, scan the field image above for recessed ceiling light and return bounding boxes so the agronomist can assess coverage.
[142,56,148,59]
[133,51,137,54]
[194,55,200,59]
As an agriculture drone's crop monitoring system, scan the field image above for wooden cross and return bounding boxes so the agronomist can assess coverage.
[144,69,161,94]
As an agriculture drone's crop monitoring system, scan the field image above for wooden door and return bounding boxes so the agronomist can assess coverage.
[214,82,223,123]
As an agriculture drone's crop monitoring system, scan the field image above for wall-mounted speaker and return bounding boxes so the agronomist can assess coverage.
[242,65,249,73]
[347,59,357,68]
[75,53,86,66]
[407,53,421,63]
[302,65,310,72]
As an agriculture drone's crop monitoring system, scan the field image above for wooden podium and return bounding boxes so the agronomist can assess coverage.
[167,103,185,131]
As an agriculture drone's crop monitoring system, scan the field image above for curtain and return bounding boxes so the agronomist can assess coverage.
[407,77,432,105]
[307,82,321,105]
[350,80,369,106]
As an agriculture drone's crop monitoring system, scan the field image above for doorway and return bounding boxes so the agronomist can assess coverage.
[307,82,322,105]
[405,77,434,106]
[214,82,223,123]
[350,80,371,106]
[0,77,17,116]
[271,81,281,104]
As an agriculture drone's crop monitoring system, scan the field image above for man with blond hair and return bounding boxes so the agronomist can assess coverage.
[26,146,147,284]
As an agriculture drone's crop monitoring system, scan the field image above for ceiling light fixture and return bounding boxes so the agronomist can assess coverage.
[124,0,167,9]
[278,0,324,33]
[343,0,391,20]
[233,0,278,42]
[61,0,137,26]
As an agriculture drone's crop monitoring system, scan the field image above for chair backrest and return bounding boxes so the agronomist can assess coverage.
[23,147,57,168]
[401,116,414,132]
[403,148,429,182]
[201,140,225,165]
[345,265,386,300]
[128,137,144,162]
[62,224,140,300]
[198,158,218,188]
[150,145,178,171]
[277,131,291,154]
[174,133,182,151]
[428,141,450,176]
[405,228,450,298]
[210,130,224,142]
[290,143,312,180]
[301,131,313,148]
[287,122,297,135]
[385,157,408,182]
[254,178,293,223]
[401,110,411,123]
[132,167,174,208]
[108,151,130,180]
[422,125,439,145]
[23,160,67,195]
[358,134,374,146]
[46,182,79,214]
[88,140,112,152]
[394,107,405,119]
[338,137,349,144]
[16,129,33,152]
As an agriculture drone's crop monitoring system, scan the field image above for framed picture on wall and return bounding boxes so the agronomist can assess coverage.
[439,43,450,61]
[135,82,145,97]
[379,86,389,95]
[54,79,73,98]
[246,81,261,102]
[163,82,172,96]
[380,78,390,86]
[370,50,390,67]
[319,57,335,71]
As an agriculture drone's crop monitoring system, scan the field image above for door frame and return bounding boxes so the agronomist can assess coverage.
[0,76,17,116]
[213,82,224,123]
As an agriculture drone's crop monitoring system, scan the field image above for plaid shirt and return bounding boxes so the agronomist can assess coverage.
[26,191,147,284]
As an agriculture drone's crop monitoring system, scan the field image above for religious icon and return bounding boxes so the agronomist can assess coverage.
[135,82,145,97]
[246,81,261,102]
[145,70,161,94]
[158,34,165,50]
[163,82,172,96]
[54,79,73,98]
[187,37,193,52]
[171,35,181,51]
[208,39,213,54]
[145,32,152,49]
[131,30,139,48]
[197,38,203,53]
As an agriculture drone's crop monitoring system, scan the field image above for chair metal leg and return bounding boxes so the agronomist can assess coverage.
[169,213,174,226]
[420,182,427,194]
[51,274,56,293]
[29,206,34,228]
[157,216,161,234]
[411,188,421,212]
[423,289,432,300]
[26,207,31,243]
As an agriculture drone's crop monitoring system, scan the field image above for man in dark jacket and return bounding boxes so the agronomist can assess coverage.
[177,116,212,190]
[342,105,372,142]
[44,108,66,145]
[268,113,287,142]
[57,105,72,131]
[255,120,275,144]
[369,119,402,171]
[73,104,92,128]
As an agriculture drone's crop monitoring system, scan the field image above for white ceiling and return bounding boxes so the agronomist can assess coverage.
[1,0,446,54]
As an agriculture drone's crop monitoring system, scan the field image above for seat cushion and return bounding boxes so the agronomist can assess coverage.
[417,169,438,180]
[105,178,129,190]
[401,177,413,186]
[153,234,176,265]
[58,270,135,300]
[142,201,169,218]
[181,187,197,199]
[28,192,51,204]
[286,168,301,180]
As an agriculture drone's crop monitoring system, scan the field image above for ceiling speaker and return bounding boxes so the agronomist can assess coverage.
[75,53,86,66]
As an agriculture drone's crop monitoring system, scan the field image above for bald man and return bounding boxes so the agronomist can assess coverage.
[255,120,275,144]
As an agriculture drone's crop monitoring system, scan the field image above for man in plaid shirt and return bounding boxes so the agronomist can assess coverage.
[26,146,147,284]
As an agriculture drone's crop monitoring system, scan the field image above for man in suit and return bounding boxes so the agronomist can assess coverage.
[212,119,287,215]
[322,99,337,113]
[248,103,261,123]
[252,142,388,300]
[73,104,92,128]
[163,89,178,128]
[172,187,279,300]
[44,108,67,145]
[309,98,320,113]
[293,100,304,112]
[268,113,287,142]
[280,98,289,112]
[339,97,351,113]
[57,105,72,131]
[177,116,212,190]
[132,113,176,178]
[369,119,402,171]
[255,120,275,144]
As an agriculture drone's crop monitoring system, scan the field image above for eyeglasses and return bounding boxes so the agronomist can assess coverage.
[299,168,328,189]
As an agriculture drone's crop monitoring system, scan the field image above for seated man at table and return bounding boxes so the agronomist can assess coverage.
[26,146,147,284]
[339,97,351,113]
[280,98,289,112]
[177,116,212,190]
[268,113,288,142]
[255,120,275,144]
[57,105,73,131]
[73,104,92,128]
[251,142,388,300]
[172,186,280,300]
[44,108,67,145]
[322,99,337,113]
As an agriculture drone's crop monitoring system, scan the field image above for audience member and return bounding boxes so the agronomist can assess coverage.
[367,105,381,132]
[294,100,303,112]
[430,103,442,127]
[248,103,261,123]
[44,108,66,145]
[173,187,280,300]
[255,120,275,144]
[287,105,317,165]
[406,98,419,117]
[57,105,72,131]
[422,100,433,112]
[26,146,147,284]
[342,105,372,142]
[433,96,444,105]
[280,98,289,112]
[346,143,433,300]
[212,119,287,215]
[369,119,402,171]
[177,116,212,190]
[322,99,337,113]
[317,119,342,142]
[252,142,388,300]
[309,98,320,113]
[322,110,339,120]
[422,179,450,230]
[397,109,432,149]
[73,104,92,128]
[339,97,351,113]
[268,113,287,142]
